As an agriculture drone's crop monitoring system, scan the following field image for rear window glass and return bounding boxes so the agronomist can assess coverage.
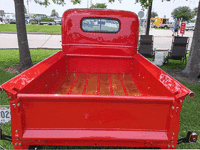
[81,18,120,33]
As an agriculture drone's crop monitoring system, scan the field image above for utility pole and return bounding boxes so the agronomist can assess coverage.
[145,0,152,35]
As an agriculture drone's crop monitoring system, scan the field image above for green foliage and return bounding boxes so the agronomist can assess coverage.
[51,9,59,17]
[70,0,81,5]
[192,7,198,16]
[41,0,152,8]
[90,3,107,9]
[108,0,152,8]
[41,18,54,22]
[151,11,158,18]
[171,6,194,22]
[24,5,27,14]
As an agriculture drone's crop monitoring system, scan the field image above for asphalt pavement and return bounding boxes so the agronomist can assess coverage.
[0,28,194,50]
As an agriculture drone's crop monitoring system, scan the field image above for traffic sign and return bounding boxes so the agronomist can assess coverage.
[138,11,144,19]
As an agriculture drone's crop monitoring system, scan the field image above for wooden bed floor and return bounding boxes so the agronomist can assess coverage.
[55,73,141,96]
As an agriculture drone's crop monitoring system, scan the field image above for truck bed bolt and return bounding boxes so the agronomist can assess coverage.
[172,133,175,135]
[15,130,18,133]
[15,143,18,145]
[172,145,174,148]
[19,143,21,145]
[17,103,20,107]
[172,106,174,109]
[168,145,170,148]
[180,100,183,103]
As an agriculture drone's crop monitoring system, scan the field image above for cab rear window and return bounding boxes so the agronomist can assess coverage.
[81,18,120,33]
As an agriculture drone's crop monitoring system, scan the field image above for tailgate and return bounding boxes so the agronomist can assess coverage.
[14,94,175,148]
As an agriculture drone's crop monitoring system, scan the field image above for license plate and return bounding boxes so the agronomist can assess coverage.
[0,106,11,124]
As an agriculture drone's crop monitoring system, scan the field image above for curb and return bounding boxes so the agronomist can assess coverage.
[0,31,61,35]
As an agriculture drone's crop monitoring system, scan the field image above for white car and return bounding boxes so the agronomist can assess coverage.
[185,23,195,31]
[3,14,16,24]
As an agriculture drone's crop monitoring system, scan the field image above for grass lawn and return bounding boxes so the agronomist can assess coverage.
[0,24,61,33]
[0,50,199,149]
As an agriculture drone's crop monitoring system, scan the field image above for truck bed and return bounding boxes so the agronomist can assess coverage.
[55,73,141,96]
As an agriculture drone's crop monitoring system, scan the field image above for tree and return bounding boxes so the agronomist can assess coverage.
[151,11,158,18]
[51,9,59,17]
[182,2,200,78]
[171,6,194,22]
[15,0,32,72]
[90,3,107,9]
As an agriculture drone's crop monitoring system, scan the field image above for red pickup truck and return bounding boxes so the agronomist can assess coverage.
[0,9,197,149]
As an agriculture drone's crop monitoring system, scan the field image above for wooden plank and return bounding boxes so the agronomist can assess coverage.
[110,74,125,95]
[100,74,110,95]
[55,73,77,94]
[85,74,98,95]
[71,73,88,94]
[122,74,141,96]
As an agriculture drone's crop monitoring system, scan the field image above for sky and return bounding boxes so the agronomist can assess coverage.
[0,0,199,22]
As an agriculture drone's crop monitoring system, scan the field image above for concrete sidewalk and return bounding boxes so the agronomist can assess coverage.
[0,33,62,49]
[0,28,194,50]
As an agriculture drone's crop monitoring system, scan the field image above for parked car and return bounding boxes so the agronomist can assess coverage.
[54,17,62,25]
[3,13,16,24]
[185,23,195,31]
[29,14,55,25]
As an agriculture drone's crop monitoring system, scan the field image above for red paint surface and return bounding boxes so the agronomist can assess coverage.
[0,9,194,149]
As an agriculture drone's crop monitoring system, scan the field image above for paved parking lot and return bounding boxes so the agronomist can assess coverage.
[0,28,194,50]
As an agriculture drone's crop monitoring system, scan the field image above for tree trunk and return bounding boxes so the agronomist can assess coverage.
[182,1,200,78]
[14,0,33,72]
[145,0,152,35]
